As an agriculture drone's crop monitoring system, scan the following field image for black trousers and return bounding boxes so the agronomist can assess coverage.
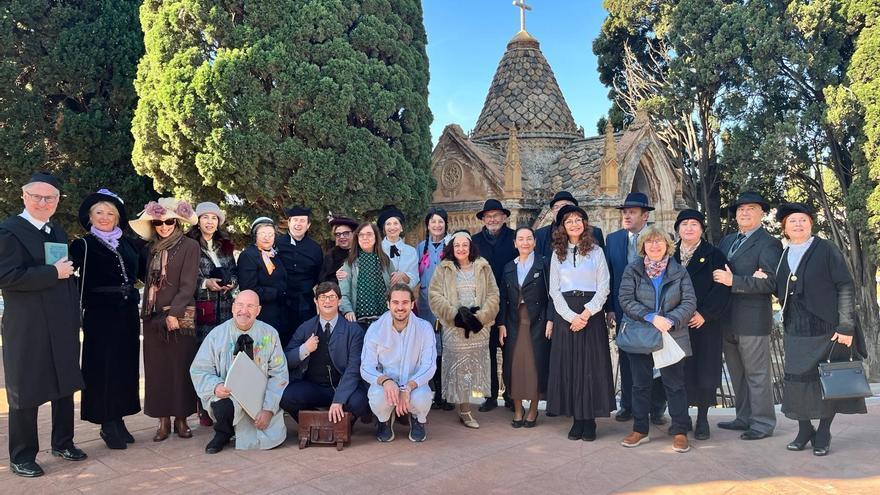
[279,379,371,421]
[211,398,235,438]
[628,353,688,435]
[487,324,508,401]
[8,395,75,464]
[619,349,667,416]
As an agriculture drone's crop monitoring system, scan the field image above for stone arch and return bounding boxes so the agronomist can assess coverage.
[619,138,679,232]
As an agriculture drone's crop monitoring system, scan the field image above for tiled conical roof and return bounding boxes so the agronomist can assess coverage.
[472,30,579,140]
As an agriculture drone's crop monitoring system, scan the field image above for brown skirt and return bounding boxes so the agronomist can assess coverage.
[142,316,199,418]
[509,304,539,400]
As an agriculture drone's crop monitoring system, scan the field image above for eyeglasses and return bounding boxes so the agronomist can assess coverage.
[564,218,584,226]
[151,219,177,227]
[24,191,60,204]
[334,231,352,238]
[316,294,339,302]
[255,231,275,238]
[644,238,666,245]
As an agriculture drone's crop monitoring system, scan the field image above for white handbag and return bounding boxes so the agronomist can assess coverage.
[652,331,685,368]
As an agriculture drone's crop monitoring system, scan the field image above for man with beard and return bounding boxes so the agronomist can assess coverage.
[319,215,359,284]
[360,283,437,442]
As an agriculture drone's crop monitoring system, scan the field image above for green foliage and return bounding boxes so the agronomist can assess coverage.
[0,1,155,233]
[132,0,434,239]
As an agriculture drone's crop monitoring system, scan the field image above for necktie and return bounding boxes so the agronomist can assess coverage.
[571,246,578,267]
[729,233,746,256]
[628,233,639,263]
[323,321,331,337]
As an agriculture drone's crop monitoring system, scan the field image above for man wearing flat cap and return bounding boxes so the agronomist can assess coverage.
[471,198,518,412]
[605,192,667,424]
[535,191,605,258]
[713,191,782,440]
[0,173,87,477]
[276,206,324,348]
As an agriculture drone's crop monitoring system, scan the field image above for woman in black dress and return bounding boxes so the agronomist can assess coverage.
[546,205,614,441]
[673,209,730,440]
[768,203,867,456]
[70,190,142,449]
[237,217,289,342]
[498,227,552,428]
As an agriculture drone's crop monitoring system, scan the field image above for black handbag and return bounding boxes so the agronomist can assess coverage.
[818,343,872,400]
[616,314,663,354]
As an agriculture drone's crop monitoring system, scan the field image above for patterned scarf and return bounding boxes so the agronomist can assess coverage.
[678,241,700,267]
[143,228,184,317]
[644,255,669,279]
[356,251,387,318]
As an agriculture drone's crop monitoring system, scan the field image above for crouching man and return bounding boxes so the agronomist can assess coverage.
[360,283,437,442]
[190,290,289,453]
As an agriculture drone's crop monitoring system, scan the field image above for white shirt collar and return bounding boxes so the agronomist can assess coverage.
[19,209,48,231]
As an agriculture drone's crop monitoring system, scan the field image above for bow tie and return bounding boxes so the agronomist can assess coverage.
[389,245,400,258]
[234,334,254,360]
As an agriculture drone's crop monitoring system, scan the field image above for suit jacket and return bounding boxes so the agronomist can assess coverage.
[471,225,517,288]
[535,224,605,258]
[284,314,366,405]
[604,228,631,320]
[717,227,782,336]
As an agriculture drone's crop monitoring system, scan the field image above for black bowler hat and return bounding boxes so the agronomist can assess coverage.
[329,215,359,230]
[25,171,63,191]
[377,205,405,232]
[616,192,654,211]
[776,202,814,224]
[674,209,705,232]
[475,199,511,220]
[79,189,128,230]
[285,206,311,218]
[549,191,579,208]
[555,204,588,227]
[728,191,770,214]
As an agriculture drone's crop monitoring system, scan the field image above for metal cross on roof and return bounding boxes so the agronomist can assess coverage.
[513,0,532,32]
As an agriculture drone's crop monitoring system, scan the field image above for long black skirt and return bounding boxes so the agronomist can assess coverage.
[546,292,615,420]
[683,318,723,407]
[81,298,142,424]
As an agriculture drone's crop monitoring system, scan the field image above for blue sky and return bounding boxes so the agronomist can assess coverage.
[423,1,611,143]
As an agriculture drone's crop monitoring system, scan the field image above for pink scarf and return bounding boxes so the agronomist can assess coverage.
[644,256,669,279]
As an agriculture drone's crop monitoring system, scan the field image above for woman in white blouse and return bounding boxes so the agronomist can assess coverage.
[546,205,615,442]
[377,205,420,290]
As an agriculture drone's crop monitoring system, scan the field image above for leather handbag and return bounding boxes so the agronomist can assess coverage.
[818,343,872,400]
[196,298,217,325]
[616,314,663,354]
[297,410,353,451]
[162,305,197,331]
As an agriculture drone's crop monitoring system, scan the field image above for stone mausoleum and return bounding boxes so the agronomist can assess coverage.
[429,23,685,236]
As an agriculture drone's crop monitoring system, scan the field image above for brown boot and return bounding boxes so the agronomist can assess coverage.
[621,431,650,448]
[153,417,171,442]
[672,434,690,453]
[174,417,192,439]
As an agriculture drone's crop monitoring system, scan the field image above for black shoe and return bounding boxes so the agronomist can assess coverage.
[740,429,772,440]
[650,415,667,426]
[717,419,749,431]
[582,420,597,442]
[100,424,127,450]
[205,434,230,454]
[813,431,831,456]
[511,418,525,428]
[10,461,44,478]
[117,419,135,444]
[376,419,395,442]
[408,415,427,442]
[523,419,537,428]
[51,445,88,461]
[567,419,585,440]
[441,401,455,411]
[694,421,710,441]
[478,398,498,412]
[615,408,632,422]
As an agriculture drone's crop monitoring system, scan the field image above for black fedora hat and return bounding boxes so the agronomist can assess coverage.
[78,189,127,230]
[475,199,511,220]
[329,215,359,230]
[549,191,579,208]
[776,202,814,224]
[728,191,770,214]
[674,209,705,232]
[555,204,588,226]
[616,192,655,211]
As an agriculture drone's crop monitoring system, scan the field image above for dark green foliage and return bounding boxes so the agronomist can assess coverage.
[132,0,434,238]
[0,1,156,232]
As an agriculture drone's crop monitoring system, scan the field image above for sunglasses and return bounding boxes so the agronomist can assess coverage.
[150,219,177,227]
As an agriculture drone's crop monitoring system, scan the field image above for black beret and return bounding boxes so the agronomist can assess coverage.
[776,202,814,223]
[555,204,588,227]
[285,206,311,218]
[674,209,705,232]
[26,172,62,191]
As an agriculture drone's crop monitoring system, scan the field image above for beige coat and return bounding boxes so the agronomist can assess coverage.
[428,257,500,331]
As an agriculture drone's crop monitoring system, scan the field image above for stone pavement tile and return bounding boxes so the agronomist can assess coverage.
[75,470,231,495]
[193,458,317,494]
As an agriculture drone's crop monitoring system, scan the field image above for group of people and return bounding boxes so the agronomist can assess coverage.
[0,172,867,478]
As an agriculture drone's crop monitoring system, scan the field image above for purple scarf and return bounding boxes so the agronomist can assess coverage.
[644,256,669,279]
[91,225,123,249]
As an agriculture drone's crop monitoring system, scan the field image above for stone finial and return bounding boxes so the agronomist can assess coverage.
[630,108,650,130]
[503,126,523,199]
[600,120,619,196]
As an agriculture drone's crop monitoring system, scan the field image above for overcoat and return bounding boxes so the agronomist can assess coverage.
[498,254,553,393]
[0,216,84,409]
[237,244,289,338]
[717,227,782,336]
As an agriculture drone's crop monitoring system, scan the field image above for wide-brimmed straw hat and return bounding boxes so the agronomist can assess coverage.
[129,197,197,240]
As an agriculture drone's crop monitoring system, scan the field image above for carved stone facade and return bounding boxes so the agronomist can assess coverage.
[430,29,686,236]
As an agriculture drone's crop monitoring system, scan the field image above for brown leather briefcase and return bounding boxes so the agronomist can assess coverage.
[297,411,353,451]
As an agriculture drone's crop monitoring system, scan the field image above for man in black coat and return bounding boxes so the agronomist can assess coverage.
[534,191,605,257]
[0,173,87,477]
[280,282,370,422]
[276,207,324,347]
[713,192,782,440]
[319,215,358,284]
[470,199,518,412]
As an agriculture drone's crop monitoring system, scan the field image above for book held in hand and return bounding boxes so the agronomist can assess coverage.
[225,352,268,420]
[44,242,68,265]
